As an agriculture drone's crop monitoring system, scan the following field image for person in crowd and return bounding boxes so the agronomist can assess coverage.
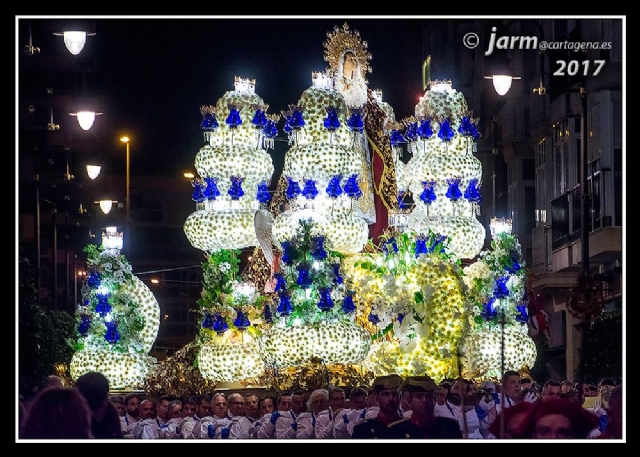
[20,387,94,439]
[596,378,617,404]
[443,377,484,438]
[277,389,307,439]
[132,398,159,439]
[434,381,451,411]
[332,387,373,439]
[402,375,463,439]
[181,395,197,419]
[110,395,126,417]
[476,381,497,438]
[487,401,534,439]
[194,392,232,439]
[351,374,408,439]
[296,388,330,439]
[561,380,575,394]
[520,377,533,391]
[183,394,213,439]
[586,378,618,438]
[314,387,347,438]
[45,375,65,388]
[74,371,122,439]
[120,393,142,438]
[594,384,622,440]
[257,392,292,439]
[516,397,599,439]
[160,399,183,439]
[259,395,276,417]
[155,395,171,426]
[540,380,562,401]
[222,392,249,439]
[234,393,262,438]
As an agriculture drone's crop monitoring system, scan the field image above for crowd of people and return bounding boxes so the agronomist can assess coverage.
[18,370,623,441]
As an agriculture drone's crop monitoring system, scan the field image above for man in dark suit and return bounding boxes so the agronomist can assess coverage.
[352,374,463,439]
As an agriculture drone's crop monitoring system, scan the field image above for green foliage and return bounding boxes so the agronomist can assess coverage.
[74,244,143,352]
[276,219,350,326]
[18,254,75,396]
[197,249,241,312]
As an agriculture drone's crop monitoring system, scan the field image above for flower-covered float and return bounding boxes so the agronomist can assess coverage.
[399,79,485,260]
[271,71,370,255]
[460,218,537,379]
[260,219,370,375]
[70,227,160,389]
[183,76,276,252]
[346,230,468,380]
[196,249,268,383]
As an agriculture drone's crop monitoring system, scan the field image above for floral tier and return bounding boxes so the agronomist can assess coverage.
[184,77,275,253]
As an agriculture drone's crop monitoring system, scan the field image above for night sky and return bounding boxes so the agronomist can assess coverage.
[74,17,433,177]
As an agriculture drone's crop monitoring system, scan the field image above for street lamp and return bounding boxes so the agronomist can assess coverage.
[86,164,101,180]
[69,110,103,131]
[53,30,96,56]
[120,136,131,221]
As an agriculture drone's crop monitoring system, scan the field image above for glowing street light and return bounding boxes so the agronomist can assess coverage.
[120,136,131,221]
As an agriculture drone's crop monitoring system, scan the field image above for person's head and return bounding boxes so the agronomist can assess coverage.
[400,376,438,419]
[560,380,574,394]
[541,380,562,401]
[342,51,358,79]
[46,375,65,388]
[168,400,183,419]
[502,370,521,399]
[488,401,534,439]
[227,393,246,417]
[181,396,197,418]
[243,393,260,419]
[517,398,599,439]
[290,389,307,414]
[110,395,126,416]
[124,393,142,418]
[74,371,110,412]
[20,387,93,439]
[276,393,292,412]
[582,383,597,397]
[348,387,368,410]
[211,393,228,418]
[436,382,451,406]
[448,377,471,406]
[520,377,533,390]
[597,378,616,406]
[195,394,212,418]
[371,374,403,418]
[328,387,346,412]
[259,396,276,416]
[604,384,623,439]
[307,389,330,414]
[139,399,155,420]
[156,395,171,421]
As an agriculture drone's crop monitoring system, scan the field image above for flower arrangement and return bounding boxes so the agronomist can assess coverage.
[460,231,537,378]
[72,244,145,353]
[196,249,269,342]
[259,218,370,368]
[70,242,160,389]
[463,232,529,328]
[346,229,468,379]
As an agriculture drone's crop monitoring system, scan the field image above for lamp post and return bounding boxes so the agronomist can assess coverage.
[120,136,131,221]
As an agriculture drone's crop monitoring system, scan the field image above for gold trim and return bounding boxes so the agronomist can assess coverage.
[323,22,372,80]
